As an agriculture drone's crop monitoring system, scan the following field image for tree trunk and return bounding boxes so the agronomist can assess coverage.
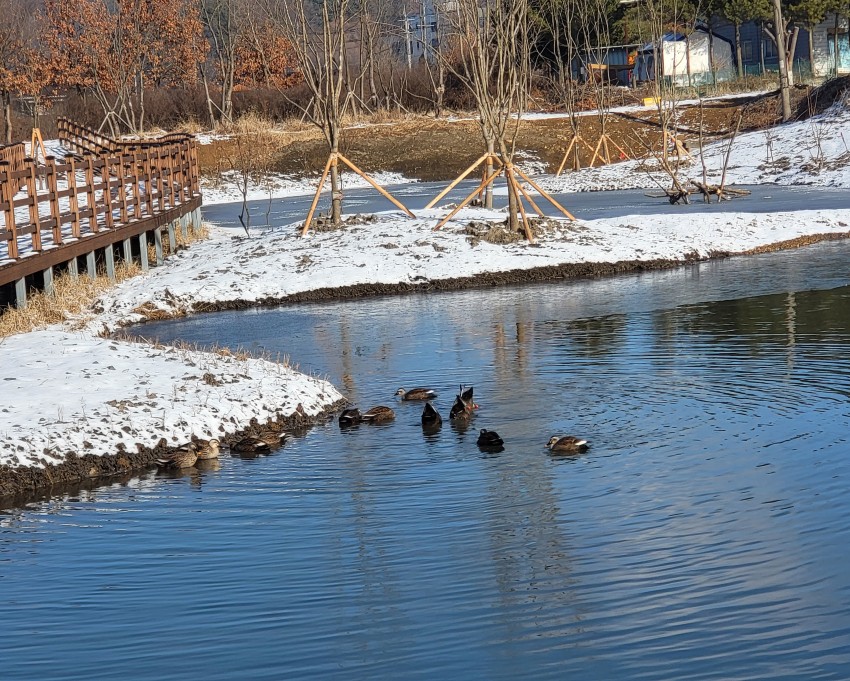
[772,0,792,121]
[2,91,11,144]
[484,137,495,209]
[787,25,799,86]
[735,23,744,79]
[200,66,216,128]
[329,133,342,225]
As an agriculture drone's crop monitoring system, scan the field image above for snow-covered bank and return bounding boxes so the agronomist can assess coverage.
[540,98,850,193]
[0,328,344,471]
[93,206,850,329]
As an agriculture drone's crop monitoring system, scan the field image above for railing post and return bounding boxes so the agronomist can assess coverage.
[84,157,98,232]
[67,156,81,239]
[25,158,42,252]
[118,152,129,224]
[131,150,142,220]
[143,150,155,216]
[100,153,114,229]
[0,161,18,259]
[46,156,63,246]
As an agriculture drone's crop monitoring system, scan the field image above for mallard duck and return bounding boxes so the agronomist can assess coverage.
[449,394,472,421]
[339,408,362,426]
[256,429,290,448]
[421,402,442,428]
[361,406,395,423]
[396,387,438,401]
[546,435,589,454]
[156,443,198,469]
[231,437,271,454]
[477,429,504,448]
[194,438,221,460]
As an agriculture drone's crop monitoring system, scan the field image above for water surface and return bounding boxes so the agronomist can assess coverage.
[2,242,850,679]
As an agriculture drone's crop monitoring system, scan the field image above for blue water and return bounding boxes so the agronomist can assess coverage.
[2,241,850,680]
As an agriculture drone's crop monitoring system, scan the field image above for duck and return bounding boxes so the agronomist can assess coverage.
[546,435,589,454]
[449,385,477,421]
[361,406,396,423]
[256,429,290,449]
[193,438,221,460]
[477,429,504,448]
[338,408,362,427]
[156,443,198,469]
[421,402,442,429]
[396,387,438,401]
[231,437,272,454]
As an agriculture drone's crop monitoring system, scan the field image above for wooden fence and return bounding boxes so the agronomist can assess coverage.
[0,142,27,192]
[0,121,202,308]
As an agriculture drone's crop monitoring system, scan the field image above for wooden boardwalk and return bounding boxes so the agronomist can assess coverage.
[0,119,202,308]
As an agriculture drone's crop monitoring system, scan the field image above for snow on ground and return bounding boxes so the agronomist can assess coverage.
[93,205,850,330]
[3,96,850,474]
[201,169,415,205]
[0,328,342,469]
[540,98,850,193]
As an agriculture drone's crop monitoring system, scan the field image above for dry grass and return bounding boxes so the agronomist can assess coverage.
[0,222,211,339]
[0,263,140,339]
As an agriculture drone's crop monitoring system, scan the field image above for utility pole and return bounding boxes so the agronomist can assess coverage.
[772,0,792,121]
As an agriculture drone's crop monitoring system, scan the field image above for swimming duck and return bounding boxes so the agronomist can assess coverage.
[339,408,362,427]
[361,406,396,423]
[256,429,290,448]
[477,429,504,448]
[231,437,272,454]
[546,435,589,454]
[396,387,438,401]
[421,402,442,428]
[156,443,198,469]
[193,438,221,460]
[449,385,477,421]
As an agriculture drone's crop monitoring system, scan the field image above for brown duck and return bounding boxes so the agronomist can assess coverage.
[396,387,438,401]
[361,406,395,423]
[231,437,271,454]
[421,402,442,429]
[193,438,221,460]
[156,443,198,469]
[546,435,589,454]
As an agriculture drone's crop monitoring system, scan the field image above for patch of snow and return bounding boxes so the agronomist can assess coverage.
[539,98,850,192]
[0,329,342,469]
[201,169,416,206]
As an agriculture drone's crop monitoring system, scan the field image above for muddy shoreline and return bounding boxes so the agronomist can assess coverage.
[136,231,850,318]
[3,230,847,505]
[0,399,346,507]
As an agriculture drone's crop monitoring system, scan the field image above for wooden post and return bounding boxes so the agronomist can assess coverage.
[139,232,149,271]
[45,156,63,246]
[506,167,534,243]
[142,150,155,216]
[105,244,116,281]
[25,159,42,252]
[86,250,97,280]
[301,154,336,236]
[0,161,17,259]
[15,277,26,309]
[118,153,129,225]
[100,154,114,229]
[130,151,142,219]
[155,149,165,212]
[43,266,54,296]
[84,158,98,233]
[66,156,81,239]
[154,227,164,265]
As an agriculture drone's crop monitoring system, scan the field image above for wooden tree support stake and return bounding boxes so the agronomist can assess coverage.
[433,167,502,231]
[425,153,497,209]
[512,166,576,221]
[301,152,416,236]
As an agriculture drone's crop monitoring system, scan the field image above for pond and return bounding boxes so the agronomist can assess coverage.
[2,241,850,680]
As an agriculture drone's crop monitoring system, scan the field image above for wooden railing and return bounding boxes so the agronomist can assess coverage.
[1,122,202,307]
[0,142,27,192]
[57,118,196,156]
